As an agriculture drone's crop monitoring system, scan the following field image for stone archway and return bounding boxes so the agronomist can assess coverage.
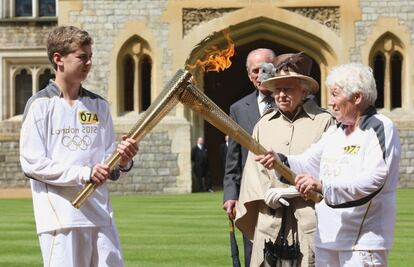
[180,13,338,189]
[170,11,340,190]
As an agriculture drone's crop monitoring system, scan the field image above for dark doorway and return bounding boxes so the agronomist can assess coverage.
[202,39,321,189]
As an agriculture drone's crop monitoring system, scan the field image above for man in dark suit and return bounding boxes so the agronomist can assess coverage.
[191,136,212,192]
[222,48,276,267]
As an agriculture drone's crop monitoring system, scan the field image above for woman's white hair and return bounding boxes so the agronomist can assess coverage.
[326,63,377,106]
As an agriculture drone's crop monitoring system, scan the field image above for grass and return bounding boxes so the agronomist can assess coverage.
[0,189,413,266]
[114,193,237,267]
[388,189,414,267]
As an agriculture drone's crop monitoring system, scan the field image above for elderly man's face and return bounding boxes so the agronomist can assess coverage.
[273,79,307,115]
[247,52,273,94]
[329,85,358,125]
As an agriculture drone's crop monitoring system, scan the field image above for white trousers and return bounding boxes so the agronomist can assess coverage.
[316,247,388,267]
[38,226,123,267]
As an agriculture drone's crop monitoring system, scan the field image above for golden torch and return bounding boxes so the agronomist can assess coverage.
[179,82,323,203]
[71,30,323,208]
[71,70,193,208]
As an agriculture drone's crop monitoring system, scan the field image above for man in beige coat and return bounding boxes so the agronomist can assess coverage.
[235,53,335,267]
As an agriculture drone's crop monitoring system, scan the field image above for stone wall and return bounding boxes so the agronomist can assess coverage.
[107,130,180,195]
[0,138,26,188]
[0,122,24,188]
[399,128,414,187]
[350,0,414,62]
[0,22,54,48]
[66,0,171,99]
[393,117,414,187]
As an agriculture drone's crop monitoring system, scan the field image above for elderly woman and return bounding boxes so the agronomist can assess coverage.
[257,63,401,267]
[235,52,335,267]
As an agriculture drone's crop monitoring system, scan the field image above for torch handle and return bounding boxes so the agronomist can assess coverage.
[71,153,122,209]
[71,183,98,209]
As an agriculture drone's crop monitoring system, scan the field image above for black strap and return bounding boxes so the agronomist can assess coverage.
[326,184,383,208]
[275,206,298,245]
[277,206,287,242]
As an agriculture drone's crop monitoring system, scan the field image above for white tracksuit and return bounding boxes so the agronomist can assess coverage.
[288,107,401,253]
[20,81,119,234]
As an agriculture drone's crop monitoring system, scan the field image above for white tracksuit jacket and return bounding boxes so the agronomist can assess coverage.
[20,81,120,234]
[288,107,401,250]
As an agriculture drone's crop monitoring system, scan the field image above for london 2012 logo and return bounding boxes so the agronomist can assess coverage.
[61,135,91,151]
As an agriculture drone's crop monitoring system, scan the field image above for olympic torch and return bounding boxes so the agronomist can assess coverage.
[71,68,323,208]
[71,29,323,208]
[71,69,193,208]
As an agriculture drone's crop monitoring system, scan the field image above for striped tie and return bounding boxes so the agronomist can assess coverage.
[263,95,275,114]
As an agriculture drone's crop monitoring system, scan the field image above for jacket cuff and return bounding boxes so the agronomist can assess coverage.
[80,166,92,184]
[119,160,134,172]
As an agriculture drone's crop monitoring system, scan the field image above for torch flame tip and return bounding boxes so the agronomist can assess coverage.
[187,29,235,73]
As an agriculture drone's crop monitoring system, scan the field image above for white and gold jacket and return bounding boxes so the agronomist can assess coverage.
[20,81,118,234]
[289,107,401,250]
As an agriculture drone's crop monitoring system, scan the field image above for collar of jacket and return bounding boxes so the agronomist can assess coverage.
[337,105,377,129]
[48,80,86,98]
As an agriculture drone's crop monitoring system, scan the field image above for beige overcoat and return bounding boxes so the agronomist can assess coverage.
[235,99,335,267]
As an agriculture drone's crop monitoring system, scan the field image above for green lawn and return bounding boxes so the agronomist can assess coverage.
[0,189,413,266]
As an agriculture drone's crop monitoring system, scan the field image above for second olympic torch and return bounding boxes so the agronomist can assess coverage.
[71,69,323,208]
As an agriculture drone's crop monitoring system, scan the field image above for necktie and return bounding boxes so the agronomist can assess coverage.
[263,95,275,114]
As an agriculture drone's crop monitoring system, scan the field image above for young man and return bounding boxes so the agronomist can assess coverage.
[20,26,138,267]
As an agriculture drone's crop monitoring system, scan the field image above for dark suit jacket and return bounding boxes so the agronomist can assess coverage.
[219,142,228,170]
[223,91,260,201]
[191,145,208,178]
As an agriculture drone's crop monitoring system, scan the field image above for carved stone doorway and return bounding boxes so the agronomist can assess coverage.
[203,39,321,189]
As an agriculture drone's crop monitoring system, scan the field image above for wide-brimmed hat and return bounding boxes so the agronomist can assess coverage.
[261,52,319,94]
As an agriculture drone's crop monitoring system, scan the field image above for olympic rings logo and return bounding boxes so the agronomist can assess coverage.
[61,135,92,151]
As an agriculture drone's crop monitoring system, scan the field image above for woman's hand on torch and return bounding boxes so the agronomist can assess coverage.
[255,149,280,169]
[117,135,139,169]
[295,174,322,199]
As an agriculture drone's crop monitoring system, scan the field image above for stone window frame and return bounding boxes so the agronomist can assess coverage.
[0,0,57,20]
[369,33,404,110]
[118,37,153,115]
[1,55,54,119]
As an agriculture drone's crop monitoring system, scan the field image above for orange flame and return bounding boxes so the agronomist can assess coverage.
[187,29,235,72]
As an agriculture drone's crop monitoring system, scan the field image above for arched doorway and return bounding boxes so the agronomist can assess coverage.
[203,40,321,189]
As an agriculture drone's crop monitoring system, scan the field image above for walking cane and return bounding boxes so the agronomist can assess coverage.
[229,208,241,267]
